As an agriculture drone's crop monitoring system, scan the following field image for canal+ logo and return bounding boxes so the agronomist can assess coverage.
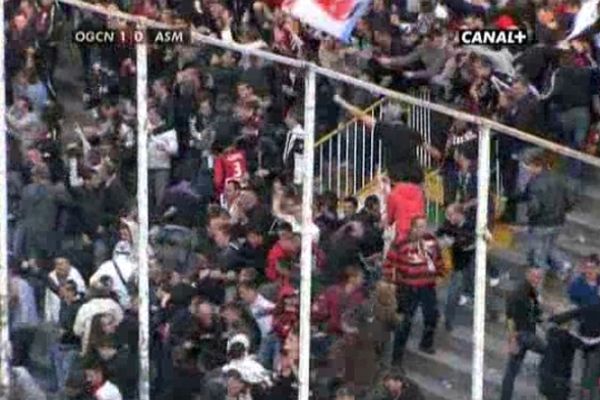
[458,29,529,46]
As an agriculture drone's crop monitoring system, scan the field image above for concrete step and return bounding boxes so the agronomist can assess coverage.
[403,252,583,400]
[509,229,597,263]
[564,211,600,247]
[403,298,581,400]
[403,334,540,400]
[405,370,470,400]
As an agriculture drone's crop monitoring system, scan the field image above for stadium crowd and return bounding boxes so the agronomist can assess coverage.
[4,0,600,398]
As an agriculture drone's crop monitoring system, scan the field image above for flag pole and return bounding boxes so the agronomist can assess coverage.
[471,125,491,400]
[0,0,11,394]
[298,66,316,400]
[136,29,151,400]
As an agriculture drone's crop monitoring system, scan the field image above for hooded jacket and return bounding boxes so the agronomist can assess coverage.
[526,171,575,227]
[386,182,425,242]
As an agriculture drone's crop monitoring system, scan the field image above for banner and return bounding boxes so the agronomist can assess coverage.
[283,0,372,42]
[567,0,600,40]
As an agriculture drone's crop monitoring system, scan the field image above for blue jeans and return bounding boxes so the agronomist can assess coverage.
[527,226,569,272]
[444,253,474,330]
[501,331,545,400]
[258,332,280,370]
[50,343,78,392]
[393,285,439,363]
[560,107,590,181]
[582,346,600,400]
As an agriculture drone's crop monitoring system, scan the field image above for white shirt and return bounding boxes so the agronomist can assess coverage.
[249,294,275,337]
[94,380,123,400]
[44,266,86,323]
[148,128,179,170]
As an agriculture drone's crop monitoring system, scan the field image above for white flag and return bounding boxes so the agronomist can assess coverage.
[283,0,371,41]
[567,0,600,40]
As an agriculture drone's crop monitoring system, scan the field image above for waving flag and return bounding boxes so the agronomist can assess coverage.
[283,0,371,41]
[567,0,600,40]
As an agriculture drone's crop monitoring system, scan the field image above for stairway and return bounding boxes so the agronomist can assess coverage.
[316,96,600,400]
[351,170,600,400]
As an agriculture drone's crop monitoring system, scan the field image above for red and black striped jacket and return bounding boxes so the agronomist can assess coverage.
[383,233,446,288]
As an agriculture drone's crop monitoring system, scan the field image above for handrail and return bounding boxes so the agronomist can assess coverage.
[314,98,386,147]
[314,65,600,168]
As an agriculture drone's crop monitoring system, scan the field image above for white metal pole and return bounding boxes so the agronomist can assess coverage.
[472,125,491,400]
[0,0,11,394]
[136,35,151,400]
[298,66,316,400]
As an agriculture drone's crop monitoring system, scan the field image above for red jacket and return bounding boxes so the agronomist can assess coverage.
[266,241,295,283]
[386,182,425,242]
[213,149,247,194]
[384,234,446,288]
[312,284,365,336]
[266,241,326,283]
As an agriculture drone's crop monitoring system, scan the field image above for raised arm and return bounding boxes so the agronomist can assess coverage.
[333,95,376,128]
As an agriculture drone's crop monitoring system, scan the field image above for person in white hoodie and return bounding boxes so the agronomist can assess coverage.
[44,256,86,323]
[222,334,273,387]
[148,106,179,212]
[90,220,139,308]
[73,290,123,356]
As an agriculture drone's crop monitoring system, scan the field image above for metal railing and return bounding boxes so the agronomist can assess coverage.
[315,89,433,195]
[314,88,443,219]
[314,88,505,225]
[314,98,385,197]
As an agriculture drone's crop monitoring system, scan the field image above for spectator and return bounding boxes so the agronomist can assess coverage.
[501,267,546,400]
[568,255,600,307]
[49,280,83,392]
[524,151,575,281]
[384,215,445,364]
[566,255,600,399]
[148,106,179,214]
[238,281,278,368]
[83,359,124,400]
[18,163,69,261]
[437,203,475,332]
[44,256,86,323]
[341,196,358,223]
[367,369,425,400]
[312,265,365,343]
[539,309,600,400]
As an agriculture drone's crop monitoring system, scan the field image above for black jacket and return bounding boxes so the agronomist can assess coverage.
[436,218,475,271]
[526,171,575,227]
[59,299,83,346]
[514,45,561,90]
[539,327,580,380]
[506,281,542,333]
[541,66,593,111]
[158,366,204,400]
[538,326,583,399]
[550,303,600,338]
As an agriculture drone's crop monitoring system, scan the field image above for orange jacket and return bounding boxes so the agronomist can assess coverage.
[386,182,425,242]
